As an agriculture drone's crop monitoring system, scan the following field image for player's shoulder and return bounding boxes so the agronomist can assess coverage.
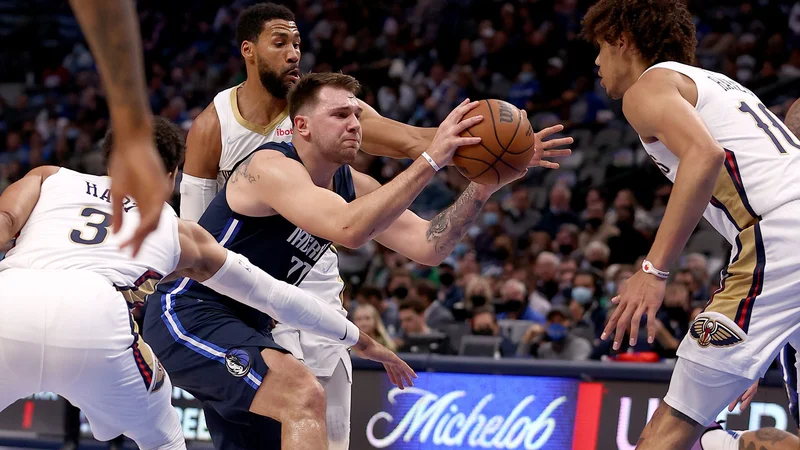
[188,102,221,136]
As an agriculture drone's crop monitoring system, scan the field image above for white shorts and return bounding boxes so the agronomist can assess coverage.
[0,269,184,450]
[677,201,800,380]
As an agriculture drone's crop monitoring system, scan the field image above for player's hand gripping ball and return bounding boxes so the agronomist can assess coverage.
[453,99,537,185]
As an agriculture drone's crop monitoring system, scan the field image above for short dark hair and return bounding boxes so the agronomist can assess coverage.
[399,298,427,315]
[415,280,438,303]
[236,3,295,48]
[357,285,382,300]
[287,72,361,122]
[102,116,185,174]
[581,0,697,65]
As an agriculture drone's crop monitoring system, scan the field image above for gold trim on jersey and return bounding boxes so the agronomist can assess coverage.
[130,316,166,393]
[711,166,758,230]
[230,84,289,136]
[119,278,159,306]
[705,225,757,322]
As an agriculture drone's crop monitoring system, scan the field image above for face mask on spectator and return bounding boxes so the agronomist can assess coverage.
[392,286,409,300]
[470,295,487,307]
[494,247,510,261]
[506,299,524,312]
[518,71,534,83]
[605,281,616,296]
[454,242,469,257]
[474,327,494,336]
[483,212,499,226]
[589,259,606,270]
[439,272,455,287]
[571,286,593,305]
[559,244,574,255]
[546,323,568,342]
[587,218,603,230]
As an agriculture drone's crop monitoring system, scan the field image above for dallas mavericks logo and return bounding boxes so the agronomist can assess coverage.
[689,316,743,348]
[225,348,252,377]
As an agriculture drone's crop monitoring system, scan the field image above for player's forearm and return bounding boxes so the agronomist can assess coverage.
[646,148,724,269]
[343,158,435,247]
[418,183,492,265]
[0,172,45,245]
[201,250,360,346]
[360,123,436,160]
[69,0,151,140]
[179,175,218,221]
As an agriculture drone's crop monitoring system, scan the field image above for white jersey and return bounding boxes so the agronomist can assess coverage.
[640,62,800,244]
[213,83,294,188]
[213,84,349,378]
[0,168,180,305]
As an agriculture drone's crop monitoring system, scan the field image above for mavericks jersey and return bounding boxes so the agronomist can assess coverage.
[213,83,293,189]
[0,168,180,306]
[163,142,355,331]
[640,62,800,244]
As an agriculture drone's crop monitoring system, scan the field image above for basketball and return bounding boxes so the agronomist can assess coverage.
[453,99,537,185]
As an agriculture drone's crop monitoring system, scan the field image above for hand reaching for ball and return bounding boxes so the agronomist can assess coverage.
[532,122,573,170]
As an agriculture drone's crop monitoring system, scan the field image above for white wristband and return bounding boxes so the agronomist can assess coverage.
[421,152,441,172]
[642,259,669,279]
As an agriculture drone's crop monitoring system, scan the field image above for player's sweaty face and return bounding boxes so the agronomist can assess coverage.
[310,87,362,163]
[254,20,301,97]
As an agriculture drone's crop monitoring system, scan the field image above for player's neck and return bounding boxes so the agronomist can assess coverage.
[631,58,653,84]
[293,140,339,190]
[236,80,288,126]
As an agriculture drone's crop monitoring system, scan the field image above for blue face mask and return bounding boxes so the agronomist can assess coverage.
[571,286,593,305]
[519,71,534,83]
[483,212,499,226]
[605,281,616,296]
[454,242,469,257]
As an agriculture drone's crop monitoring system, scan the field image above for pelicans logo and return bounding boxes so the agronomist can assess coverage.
[689,316,743,348]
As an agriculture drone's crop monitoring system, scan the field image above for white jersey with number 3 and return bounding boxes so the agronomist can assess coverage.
[640,62,800,244]
[0,168,180,305]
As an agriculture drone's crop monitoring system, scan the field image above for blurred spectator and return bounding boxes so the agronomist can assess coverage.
[534,251,560,300]
[469,306,516,357]
[438,257,463,309]
[517,308,592,361]
[534,183,580,238]
[398,298,433,338]
[567,270,607,341]
[355,285,399,337]
[503,184,540,243]
[415,279,454,331]
[674,268,710,305]
[607,204,650,264]
[353,303,397,352]
[657,282,692,340]
[497,279,545,323]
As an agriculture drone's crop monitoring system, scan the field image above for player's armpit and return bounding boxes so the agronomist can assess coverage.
[183,102,222,179]
[358,99,436,160]
[171,219,228,281]
[0,166,59,244]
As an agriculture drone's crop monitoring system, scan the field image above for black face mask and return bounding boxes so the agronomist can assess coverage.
[559,244,574,255]
[473,327,494,336]
[589,259,606,270]
[540,280,559,299]
[439,272,455,287]
[470,295,487,307]
[664,307,688,323]
[506,299,525,312]
[392,286,409,300]
[494,247,510,261]
[587,218,603,230]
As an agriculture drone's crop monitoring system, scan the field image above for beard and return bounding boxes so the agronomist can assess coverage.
[257,60,294,99]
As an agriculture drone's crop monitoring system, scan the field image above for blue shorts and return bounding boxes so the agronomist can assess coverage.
[779,344,799,426]
[142,278,288,428]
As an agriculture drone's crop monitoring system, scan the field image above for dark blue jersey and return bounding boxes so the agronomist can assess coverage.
[157,141,355,330]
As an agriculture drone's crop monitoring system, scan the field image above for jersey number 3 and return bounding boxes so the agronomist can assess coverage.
[739,101,800,154]
[69,207,112,245]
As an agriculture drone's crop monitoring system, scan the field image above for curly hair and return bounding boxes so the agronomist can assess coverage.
[581,0,697,65]
[102,116,185,174]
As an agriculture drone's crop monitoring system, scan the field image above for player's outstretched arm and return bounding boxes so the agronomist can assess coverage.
[602,69,725,350]
[354,132,544,266]
[69,0,170,257]
[227,100,482,248]
[180,103,222,221]
[358,98,573,168]
[172,220,417,388]
[0,166,60,245]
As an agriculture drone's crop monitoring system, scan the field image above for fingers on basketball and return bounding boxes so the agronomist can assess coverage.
[453,99,537,185]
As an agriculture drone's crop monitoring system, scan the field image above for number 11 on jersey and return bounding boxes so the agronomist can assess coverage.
[739,101,800,154]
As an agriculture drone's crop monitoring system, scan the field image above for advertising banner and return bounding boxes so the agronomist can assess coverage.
[0,369,796,449]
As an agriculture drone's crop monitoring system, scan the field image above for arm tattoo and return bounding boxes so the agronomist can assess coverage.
[69,0,148,128]
[230,155,259,184]
[425,183,485,257]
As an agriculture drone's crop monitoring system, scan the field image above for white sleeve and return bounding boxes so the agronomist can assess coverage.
[201,250,360,347]
[179,173,218,222]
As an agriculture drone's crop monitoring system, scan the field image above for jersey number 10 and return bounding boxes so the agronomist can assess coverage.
[739,101,800,154]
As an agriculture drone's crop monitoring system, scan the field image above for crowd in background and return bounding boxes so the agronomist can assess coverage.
[1,0,800,363]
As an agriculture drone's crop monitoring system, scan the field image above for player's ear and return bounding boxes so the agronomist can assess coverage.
[241,40,254,60]
[294,115,310,137]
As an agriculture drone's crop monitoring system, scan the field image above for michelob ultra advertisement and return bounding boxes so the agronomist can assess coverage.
[0,369,795,449]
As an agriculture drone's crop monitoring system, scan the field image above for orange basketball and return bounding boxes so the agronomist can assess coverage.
[454,99,537,185]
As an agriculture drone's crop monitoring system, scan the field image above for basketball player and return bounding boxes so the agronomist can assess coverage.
[144,72,544,450]
[178,4,571,449]
[696,99,800,450]
[582,1,800,449]
[68,0,171,256]
[0,117,414,450]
